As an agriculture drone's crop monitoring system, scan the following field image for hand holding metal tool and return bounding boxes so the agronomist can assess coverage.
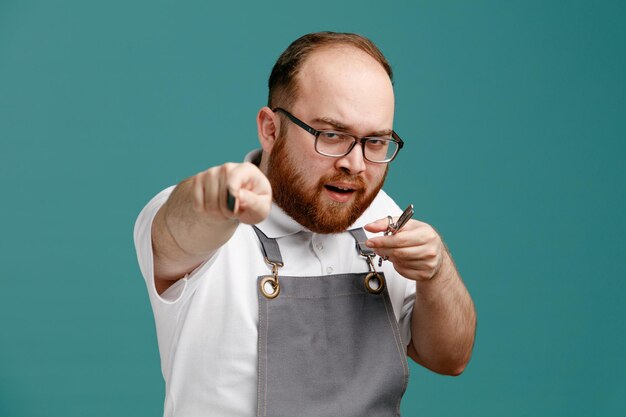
[379,204,414,266]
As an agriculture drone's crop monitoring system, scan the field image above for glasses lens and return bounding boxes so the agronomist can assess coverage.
[315,132,356,156]
[364,138,398,162]
[315,131,400,163]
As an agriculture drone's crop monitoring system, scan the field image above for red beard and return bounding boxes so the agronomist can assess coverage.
[266,136,387,234]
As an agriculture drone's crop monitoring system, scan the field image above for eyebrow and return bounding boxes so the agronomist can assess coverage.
[311,116,393,137]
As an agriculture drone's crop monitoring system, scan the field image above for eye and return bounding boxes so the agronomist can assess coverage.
[365,138,389,148]
[320,131,350,141]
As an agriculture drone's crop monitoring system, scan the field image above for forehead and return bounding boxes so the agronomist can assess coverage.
[293,46,395,132]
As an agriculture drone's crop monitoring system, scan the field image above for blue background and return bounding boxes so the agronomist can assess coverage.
[1,0,625,416]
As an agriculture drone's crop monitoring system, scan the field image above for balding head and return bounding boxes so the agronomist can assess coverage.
[267,32,393,111]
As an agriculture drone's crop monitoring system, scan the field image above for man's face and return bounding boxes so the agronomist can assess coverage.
[265,46,395,234]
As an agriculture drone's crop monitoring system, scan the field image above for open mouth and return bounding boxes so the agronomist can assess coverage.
[323,183,361,203]
[324,185,355,194]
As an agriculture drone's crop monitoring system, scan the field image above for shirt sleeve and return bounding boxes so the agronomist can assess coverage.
[399,280,416,347]
[133,187,229,375]
[133,186,216,305]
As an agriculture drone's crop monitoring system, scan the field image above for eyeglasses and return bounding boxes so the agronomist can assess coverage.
[273,108,404,163]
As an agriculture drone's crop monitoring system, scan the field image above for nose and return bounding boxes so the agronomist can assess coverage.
[335,142,366,175]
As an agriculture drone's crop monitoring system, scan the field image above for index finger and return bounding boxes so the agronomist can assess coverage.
[364,217,393,234]
[365,220,425,249]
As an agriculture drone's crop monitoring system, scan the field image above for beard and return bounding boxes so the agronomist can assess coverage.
[266,135,387,234]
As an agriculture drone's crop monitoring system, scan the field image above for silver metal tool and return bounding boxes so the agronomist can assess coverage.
[379,204,414,266]
[386,204,414,236]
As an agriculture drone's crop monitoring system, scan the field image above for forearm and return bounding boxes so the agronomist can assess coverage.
[151,163,272,289]
[409,251,476,375]
[152,178,238,282]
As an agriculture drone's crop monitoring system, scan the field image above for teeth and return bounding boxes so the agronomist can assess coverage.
[326,184,354,192]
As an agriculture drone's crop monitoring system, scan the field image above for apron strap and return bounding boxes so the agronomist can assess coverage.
[348,228,375,257]
[349,227,385,295]
[252,226,284,266]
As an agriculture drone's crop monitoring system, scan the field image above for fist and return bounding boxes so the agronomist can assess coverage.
[191,162,272,225]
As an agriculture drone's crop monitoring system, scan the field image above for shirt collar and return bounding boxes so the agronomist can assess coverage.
[256,203,307,238]
[244,149,263,166]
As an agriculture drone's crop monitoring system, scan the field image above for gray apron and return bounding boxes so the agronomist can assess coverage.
[253,227,410,417]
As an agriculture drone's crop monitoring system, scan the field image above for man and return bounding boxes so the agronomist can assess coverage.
[134,32,476,417]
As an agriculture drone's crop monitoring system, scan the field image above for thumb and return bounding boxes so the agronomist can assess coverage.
[237,188,272,224]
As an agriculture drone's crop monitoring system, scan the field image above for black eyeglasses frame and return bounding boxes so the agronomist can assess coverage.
[273,107,404,164]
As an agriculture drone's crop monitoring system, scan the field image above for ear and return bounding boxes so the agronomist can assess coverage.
[257,107,280,153]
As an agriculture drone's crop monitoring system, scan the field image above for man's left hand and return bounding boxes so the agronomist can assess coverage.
[364,218,445,282]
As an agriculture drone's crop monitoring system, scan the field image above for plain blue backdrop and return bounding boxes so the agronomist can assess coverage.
[1,1,625,416]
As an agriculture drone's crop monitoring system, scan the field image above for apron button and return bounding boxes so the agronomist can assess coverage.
[326,266,334,274]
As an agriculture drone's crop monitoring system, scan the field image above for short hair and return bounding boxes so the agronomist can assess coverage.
[267,32,393,110]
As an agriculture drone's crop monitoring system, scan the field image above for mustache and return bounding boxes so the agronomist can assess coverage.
[320,173,366,188]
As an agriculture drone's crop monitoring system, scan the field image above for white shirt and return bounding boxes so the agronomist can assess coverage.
[134,154,416,417]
